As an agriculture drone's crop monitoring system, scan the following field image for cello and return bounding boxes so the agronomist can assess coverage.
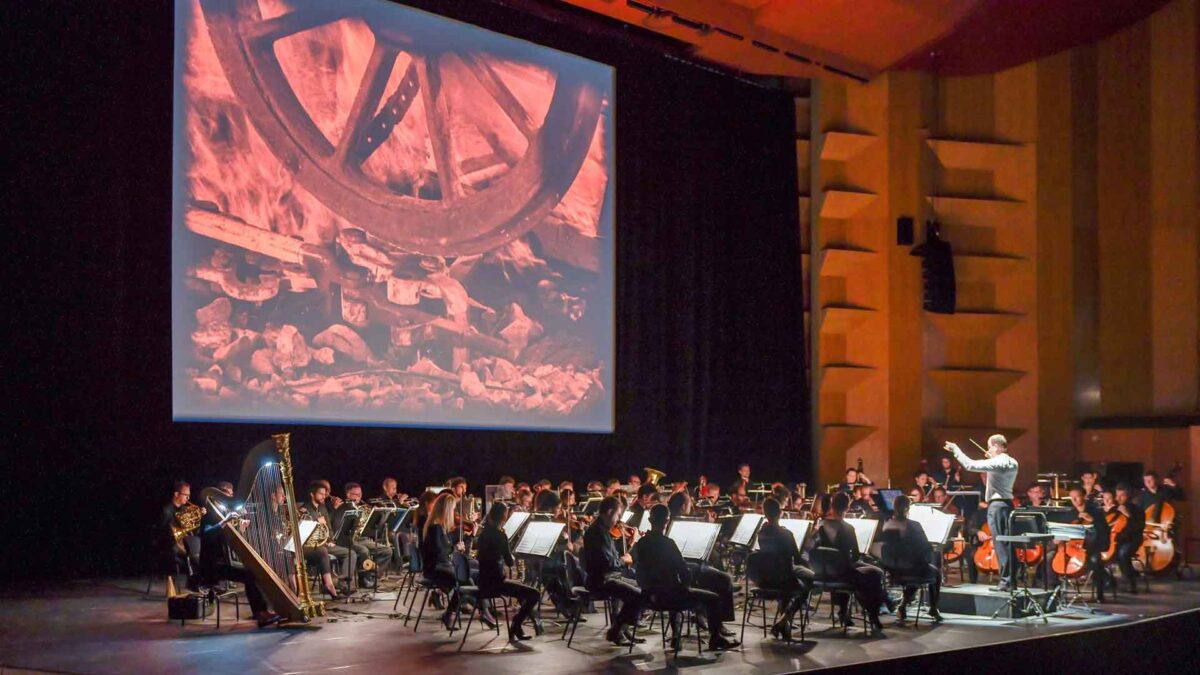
[973,523,1000,574]
[1051,509,1089,579]
[1100,510,1127,563]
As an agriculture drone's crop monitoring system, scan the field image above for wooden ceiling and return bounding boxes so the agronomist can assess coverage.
[553,0,1170,82]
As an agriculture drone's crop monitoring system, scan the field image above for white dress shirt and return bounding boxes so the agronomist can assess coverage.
[951,447,1018,502]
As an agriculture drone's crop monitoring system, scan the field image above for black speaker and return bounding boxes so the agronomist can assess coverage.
[897,216,914,245]
[911,222,955,314]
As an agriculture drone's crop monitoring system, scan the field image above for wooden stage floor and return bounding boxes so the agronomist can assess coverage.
[1,576,1198,674]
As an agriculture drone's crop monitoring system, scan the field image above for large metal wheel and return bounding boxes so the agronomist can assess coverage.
[200,0,605,257]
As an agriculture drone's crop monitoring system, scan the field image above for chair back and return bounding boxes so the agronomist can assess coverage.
[810,546,852,581]
[564,550,586,589]
[746,550,792,589]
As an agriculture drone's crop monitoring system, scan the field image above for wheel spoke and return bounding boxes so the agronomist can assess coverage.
[336,41,400,165]
[460,52,536,141]
[243,3,349,46]
[349,61,422,164]
[418,54,464,202]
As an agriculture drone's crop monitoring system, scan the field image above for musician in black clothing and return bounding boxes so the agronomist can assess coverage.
[880,495,943,622]
[1136,470,1185,524]
[196,491,280,627]
[627,483,659,527]
[756,498,814,641]
[632,505,740,651]
[815,492,891,631]
[303,482,352,586]
[1068,486,1111,602]
[582,496,644,646]
[336,483,393,577]
[849,484,880,517]
[836,467,873,495]
[158,480,202,592]
[666,491,738,632]
[931,456,960,490]
[961,506,989,584]
[420,492,469,631]
[1113,484,1145,594]
[475,503,543,640]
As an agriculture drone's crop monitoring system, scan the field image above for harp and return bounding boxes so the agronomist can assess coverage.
[200,433,324,621]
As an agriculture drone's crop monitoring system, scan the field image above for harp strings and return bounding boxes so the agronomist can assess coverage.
[246,463,295,590]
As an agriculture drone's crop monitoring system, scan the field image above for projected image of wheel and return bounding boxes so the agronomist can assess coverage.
[200,0,605,257]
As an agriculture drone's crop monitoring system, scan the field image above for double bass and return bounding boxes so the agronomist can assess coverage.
[1138,461,1182,574]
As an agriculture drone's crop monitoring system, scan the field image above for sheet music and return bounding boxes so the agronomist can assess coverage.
[620,510,636,525]
[513,521,565,557]
[503,511,531,540]
[283,520,317,553]
[668,521,721,561]
[779,518,814,545]
[845,518,878,553]
[638,511,652,532]
[730,514,764,547]
[907,505,955,545]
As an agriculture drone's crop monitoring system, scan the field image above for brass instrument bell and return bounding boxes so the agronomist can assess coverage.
[644,467,666,486]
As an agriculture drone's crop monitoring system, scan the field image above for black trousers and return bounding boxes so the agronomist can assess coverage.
[895,563,941,610]
[1086,548,1109,596]
[655,587,722,637]
[832,562,887,616]
[780,565,815,622]
[482,580,540,628]
[987,500,1014,584]
[1115,542,1139,587]
[304,546,332,575]
[214,564,268,615]
[591,574,643,632]
[689,562,736,622]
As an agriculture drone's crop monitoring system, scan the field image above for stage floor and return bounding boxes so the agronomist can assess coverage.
[1,577,1198,674]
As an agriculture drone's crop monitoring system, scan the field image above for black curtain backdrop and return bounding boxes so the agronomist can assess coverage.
[5,0,807,580]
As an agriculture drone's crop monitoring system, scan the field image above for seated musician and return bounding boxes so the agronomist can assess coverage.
[913,471,935,501]
[632,504,740,651]
[737,462,752,486]
[1080,470,1103,504]
[907,487,924,504]
[216,481,235,498]
[1111,484,1144,594]
[849,484,879,517]
[1067,486,1111,602]
[197,491,281,627]
[962,504,989,584]
[1022,483,1047,507]
[558,480,575,495]
[756,497,814,641]
[604,478,622,496]
[771,483,793,511]
[816,492,892,631]
[880,495,943,623]
[316,479,343,510]
[836,467,872,495]
[513,487,534,512]
[582,496,645,646]
[420,492,469,631]
[728,479,751,511]
[535,487,561,514]
[628,474,642,491]
[476,502,543,640]
[666,491,737,633]
[585,480,604,498]
[377,477,409,568]
[628,483,660,526]
[338,483,393,577]
[303,482,352,588]
[1136,470,1185,525]
[158,480,201,593]
[694,475,710,500]
[378,477,404,504]
[931,456,960,490]
[931,486,958,515]
[498,476,517,501]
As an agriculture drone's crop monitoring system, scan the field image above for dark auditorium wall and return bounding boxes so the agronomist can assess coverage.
[5,0,807,580]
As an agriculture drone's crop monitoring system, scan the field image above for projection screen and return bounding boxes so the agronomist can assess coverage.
[172,0,615,431]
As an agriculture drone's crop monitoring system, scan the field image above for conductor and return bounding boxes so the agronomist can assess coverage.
[944,435,1019,592]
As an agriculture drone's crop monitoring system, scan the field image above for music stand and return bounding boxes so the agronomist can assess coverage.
[778,518,814,548]
[667,521,722,563]
[502,511,532,543]
[990,510,1052,622]
[513,521,566,559]
[845,518,879,555]
[728,514,765,548]
[388,507,411,534]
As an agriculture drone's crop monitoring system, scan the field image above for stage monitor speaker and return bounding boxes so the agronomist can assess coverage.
[897,216,914,245]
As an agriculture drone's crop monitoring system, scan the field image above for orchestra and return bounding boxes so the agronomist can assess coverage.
[161,437,1188,648]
